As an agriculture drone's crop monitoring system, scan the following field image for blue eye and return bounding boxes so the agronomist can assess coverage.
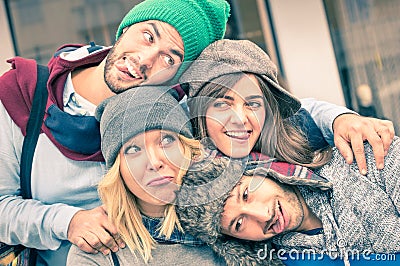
[160,134,176,146]
[213,100,229,109]
[246,101,262,109]
[125,145,141,155]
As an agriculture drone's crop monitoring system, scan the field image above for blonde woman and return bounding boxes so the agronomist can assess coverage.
[67,87,223,265]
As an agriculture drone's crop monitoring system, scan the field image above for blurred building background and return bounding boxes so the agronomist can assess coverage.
[1,0,399,132]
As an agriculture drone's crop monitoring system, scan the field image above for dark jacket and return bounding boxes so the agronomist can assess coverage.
[0,43,110,161]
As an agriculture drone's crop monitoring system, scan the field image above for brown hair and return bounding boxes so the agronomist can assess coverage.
[188,73,331,168]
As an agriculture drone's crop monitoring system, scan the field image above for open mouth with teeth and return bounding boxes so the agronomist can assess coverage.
[225,130,252,140]
[123,57,142,79]
[265,201,285,234]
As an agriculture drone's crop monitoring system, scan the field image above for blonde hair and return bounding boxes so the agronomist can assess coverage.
[98,134,202,263]
[188,72,331,168]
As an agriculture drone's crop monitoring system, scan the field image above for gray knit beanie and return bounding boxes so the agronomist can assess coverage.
[95,86,193,169]
[180,39,301,118]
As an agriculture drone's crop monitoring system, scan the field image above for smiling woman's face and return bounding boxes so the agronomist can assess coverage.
[205,74,266,158]
[119,130,189,209]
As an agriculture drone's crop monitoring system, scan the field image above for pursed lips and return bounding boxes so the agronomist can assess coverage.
[146,176,174,187]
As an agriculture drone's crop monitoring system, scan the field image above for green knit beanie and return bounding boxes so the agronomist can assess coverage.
[116,0,230,64]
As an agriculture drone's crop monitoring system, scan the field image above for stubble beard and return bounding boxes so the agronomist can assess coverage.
[104,47,131,94]
[104,40,145,94]
[282,183,305,232]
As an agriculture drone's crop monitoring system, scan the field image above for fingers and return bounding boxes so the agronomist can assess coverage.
[68,207,125,256]
[98,206,126,249]
[334,136,354,165]
[376,120,395,156]
[82,231,114,255]
[99,220,126,252]
[363,130,385,170]
[74,230,123,255]
[93,227,119,255]
[349,134,368,175]
[71,235,98,254]
[113,232,126,249]
[332,114,395,175]
[70,232,117,255]
[366,118,394,169]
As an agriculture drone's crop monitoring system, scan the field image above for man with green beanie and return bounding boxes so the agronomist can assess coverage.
[0,0,230,265]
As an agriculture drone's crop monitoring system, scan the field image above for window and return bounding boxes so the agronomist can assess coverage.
[6,0,141,64]
[324,0,400,133]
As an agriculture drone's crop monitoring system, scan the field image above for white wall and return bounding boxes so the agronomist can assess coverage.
[0,1,15,75]
[269,0,345,105]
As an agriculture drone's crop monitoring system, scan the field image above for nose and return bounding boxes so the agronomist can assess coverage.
[145,148,164,171]
[229,106,249,126]
[138,48,158,70]
[244,202,271,222]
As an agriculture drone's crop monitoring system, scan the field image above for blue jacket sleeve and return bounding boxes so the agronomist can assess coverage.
[286,108,329,151]
[300,98,357,146]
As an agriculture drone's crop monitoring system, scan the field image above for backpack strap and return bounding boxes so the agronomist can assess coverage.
[20,64,49,199]
[111,252,120,266]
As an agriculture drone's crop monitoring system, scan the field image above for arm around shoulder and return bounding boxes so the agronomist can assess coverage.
[300,98,356,146]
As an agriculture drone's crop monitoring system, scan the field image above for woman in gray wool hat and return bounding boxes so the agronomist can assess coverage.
[181,39,332,171]
[180,39,394,175]
[67,86,226,265]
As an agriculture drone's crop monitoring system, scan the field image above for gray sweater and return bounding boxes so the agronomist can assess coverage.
[272,137,400,265]
[66,243,225,266]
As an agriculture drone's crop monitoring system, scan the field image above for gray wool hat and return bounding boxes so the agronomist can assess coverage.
[176,155,284,266]
[176,154,331,265]
[179,39,301,119]
[95,86,193,169]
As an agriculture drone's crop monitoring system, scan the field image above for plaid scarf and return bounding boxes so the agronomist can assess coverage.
[245,152,332,191]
